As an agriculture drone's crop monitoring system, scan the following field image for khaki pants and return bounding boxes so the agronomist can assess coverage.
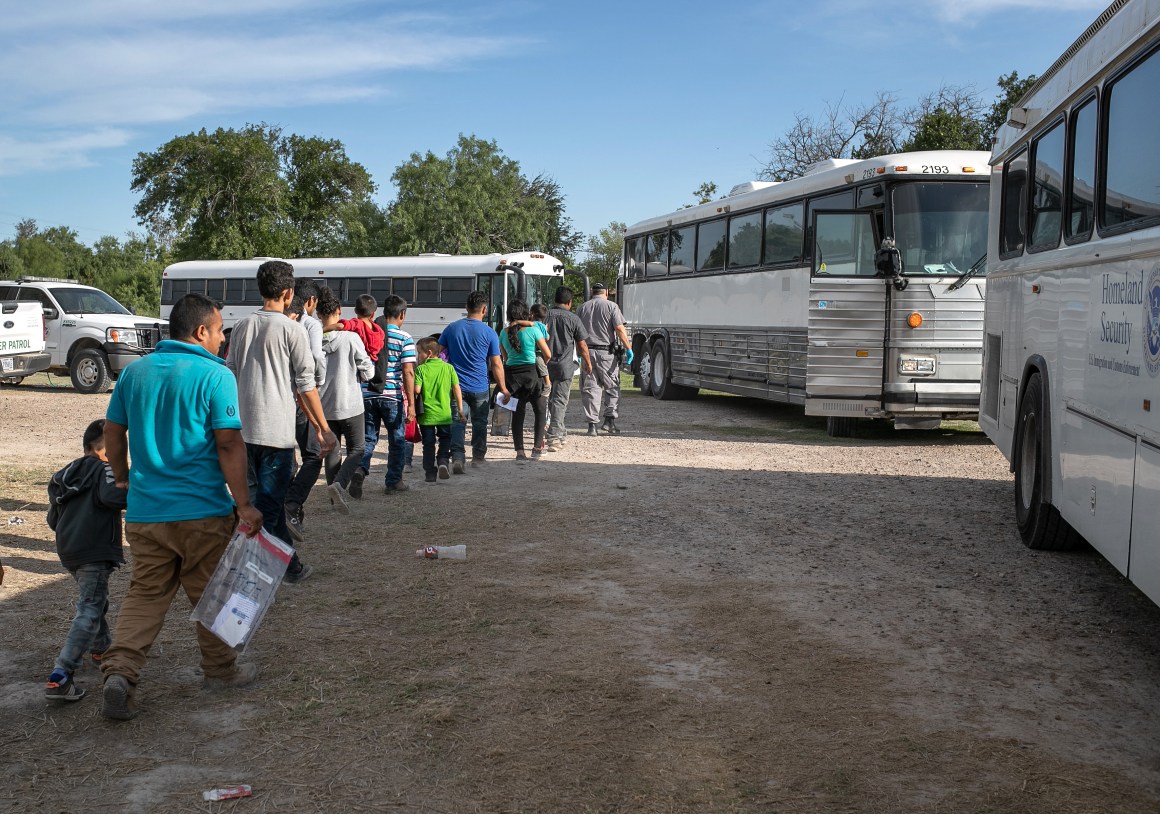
[102,515,238,690]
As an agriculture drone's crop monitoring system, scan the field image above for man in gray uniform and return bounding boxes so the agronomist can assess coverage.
[575,282,632,436]
[545,286,592,451]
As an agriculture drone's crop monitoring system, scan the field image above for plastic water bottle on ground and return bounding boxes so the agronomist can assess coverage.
[416,545,467,560]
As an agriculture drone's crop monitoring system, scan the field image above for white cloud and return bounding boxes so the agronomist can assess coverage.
[0,2,494,175]
[0,128,133,176]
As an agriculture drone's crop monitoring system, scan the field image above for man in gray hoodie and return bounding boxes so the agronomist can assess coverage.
[227,261,335,583]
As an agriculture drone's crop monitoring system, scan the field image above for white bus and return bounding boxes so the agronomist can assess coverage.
[160,251,567,338]
[620,150,991,436]
[981,0,1160,605]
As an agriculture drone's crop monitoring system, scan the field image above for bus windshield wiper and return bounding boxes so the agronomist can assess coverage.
[947,252,986,292]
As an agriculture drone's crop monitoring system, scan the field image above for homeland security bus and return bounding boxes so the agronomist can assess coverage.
[980,0,1160,605]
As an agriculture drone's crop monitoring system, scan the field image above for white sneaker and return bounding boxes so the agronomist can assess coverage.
[328,483,351,514]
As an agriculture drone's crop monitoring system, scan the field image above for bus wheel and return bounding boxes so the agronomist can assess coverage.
[70,349,112,394]
[826,416,858,438]
[1013,374,1080,551]
[650,341,690,401]
[637,346,654,396]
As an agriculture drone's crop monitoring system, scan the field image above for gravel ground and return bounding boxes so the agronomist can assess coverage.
[2,373,1160,812]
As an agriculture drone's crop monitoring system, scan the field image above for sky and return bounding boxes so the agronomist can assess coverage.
[0,0,1112,258]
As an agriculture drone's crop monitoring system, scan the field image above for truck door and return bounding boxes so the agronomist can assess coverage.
[18,287,61,356]
[804,210,888,427]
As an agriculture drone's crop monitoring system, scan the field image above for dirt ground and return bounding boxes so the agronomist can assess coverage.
[3,372,1160,813]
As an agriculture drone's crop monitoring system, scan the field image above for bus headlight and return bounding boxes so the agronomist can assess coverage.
[899,356,936,375]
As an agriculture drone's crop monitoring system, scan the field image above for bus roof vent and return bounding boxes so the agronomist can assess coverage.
[418,252,452,257]
[727,181,779,197]
[803,158,860,176]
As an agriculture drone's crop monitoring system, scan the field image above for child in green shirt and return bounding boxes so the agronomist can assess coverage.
[413,337,466,483]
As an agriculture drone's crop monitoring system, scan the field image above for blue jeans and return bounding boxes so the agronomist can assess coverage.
[246,445,300,568]
[451,390,492,462]
[360,397,406,486]
[55,562,114,675]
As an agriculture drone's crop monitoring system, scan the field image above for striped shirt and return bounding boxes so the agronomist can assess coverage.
[367,319,416,400]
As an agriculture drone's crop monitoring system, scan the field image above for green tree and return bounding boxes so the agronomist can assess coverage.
[693,181,718,205]
[904,108,987,151]
[0,221,165,316]
[132,124,375,261]
[760,74,1037,178]
[384,134,580,258]
[574,221,624,294]
[982,71,1039,144]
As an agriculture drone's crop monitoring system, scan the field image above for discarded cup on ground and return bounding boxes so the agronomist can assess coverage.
[416,545,467,560]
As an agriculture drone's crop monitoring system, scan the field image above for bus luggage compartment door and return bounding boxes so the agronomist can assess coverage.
[804,210,887,418]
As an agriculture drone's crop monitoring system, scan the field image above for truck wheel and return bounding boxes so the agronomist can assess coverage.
[826,416,859,437]
[1013,373,1080,551]
[70,349,112,394]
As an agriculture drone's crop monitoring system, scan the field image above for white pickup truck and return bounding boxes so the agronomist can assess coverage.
[0,277,168,393]
[0,301,51,384]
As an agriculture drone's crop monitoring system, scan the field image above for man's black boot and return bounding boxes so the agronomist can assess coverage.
[602,418,621,435]
[587,422,598,436]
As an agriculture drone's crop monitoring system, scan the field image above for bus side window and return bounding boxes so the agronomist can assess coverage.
[415,278,439,306]
[1066,97,1097,241]
[1029,119,1064,252]
[727,212,761,269]
[441,277,472,306]
[223,279,243,305]
[205,279,225,303]
[393,277,414,301]
[1103,44,1160,230]
[763,202,805,265]
[669,226,695,274]
[623,237,643,278]
[999,148,1028,257]
[369,279,391,305]
[696,220,726,272]
[646,231,669,276]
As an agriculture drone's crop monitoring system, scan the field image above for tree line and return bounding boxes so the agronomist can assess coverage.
[0,71,1035,317]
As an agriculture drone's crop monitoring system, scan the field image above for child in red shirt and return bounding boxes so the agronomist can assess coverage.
[342,294,384,361]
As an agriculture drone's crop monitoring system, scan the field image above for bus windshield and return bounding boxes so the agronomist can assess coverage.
[892,182,988,276]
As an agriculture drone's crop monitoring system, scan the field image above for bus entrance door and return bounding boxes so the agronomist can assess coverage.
[476,272,516,333]
[804,211,887,433]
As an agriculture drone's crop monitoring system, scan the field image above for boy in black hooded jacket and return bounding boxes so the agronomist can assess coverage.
[44,419,127,701]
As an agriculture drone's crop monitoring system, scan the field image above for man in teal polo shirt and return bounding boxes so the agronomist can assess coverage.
[100,293,264,721]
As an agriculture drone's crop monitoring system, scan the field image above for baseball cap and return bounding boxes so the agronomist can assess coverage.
[591,282,607,291]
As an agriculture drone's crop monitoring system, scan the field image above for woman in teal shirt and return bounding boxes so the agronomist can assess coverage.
[499,300,552,460]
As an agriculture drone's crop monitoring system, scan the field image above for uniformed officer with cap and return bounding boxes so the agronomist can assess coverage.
[575,282,632,435]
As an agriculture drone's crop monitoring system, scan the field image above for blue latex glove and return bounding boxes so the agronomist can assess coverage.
[624,348,634,366]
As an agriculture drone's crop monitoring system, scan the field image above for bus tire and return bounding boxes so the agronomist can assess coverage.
[826,416,858,438]
[637,345,654,396]
[650,341,690,401]
[1013,373,1080,551]
[70,348,112,394]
